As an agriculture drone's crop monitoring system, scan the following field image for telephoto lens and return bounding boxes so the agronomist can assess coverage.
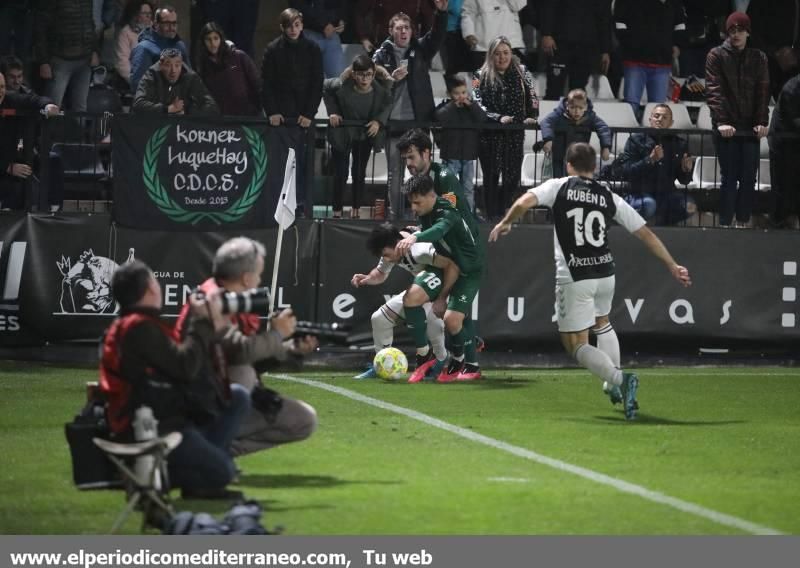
[220,287,271,314]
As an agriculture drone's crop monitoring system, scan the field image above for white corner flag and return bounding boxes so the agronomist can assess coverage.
[274,147,297,230]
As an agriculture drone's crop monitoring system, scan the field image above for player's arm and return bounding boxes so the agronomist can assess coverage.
[632,225,692,287]
[397,212,458,252]
[488,192,538,241]
[351,266,389,287]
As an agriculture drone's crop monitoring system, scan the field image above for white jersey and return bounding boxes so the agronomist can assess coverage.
[377,242,438,276]
[530,176,646,284]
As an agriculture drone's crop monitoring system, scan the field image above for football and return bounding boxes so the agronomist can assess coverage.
[373,347,408,380]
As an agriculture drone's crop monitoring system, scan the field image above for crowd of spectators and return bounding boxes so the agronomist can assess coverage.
[1,0,799,227]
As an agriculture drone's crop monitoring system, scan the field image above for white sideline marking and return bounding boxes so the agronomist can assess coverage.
[269,373,785,536]
[488,477,531,483]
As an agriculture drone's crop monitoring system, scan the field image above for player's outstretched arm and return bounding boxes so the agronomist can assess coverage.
[633,225,692,287]
[351,267,388,287]
[489,192,539,242]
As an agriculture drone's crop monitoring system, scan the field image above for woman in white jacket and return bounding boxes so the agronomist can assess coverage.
[114,0,155,87]
[461,0,527,69]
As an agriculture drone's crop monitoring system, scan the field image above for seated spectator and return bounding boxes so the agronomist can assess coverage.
[0,71,62,211]
[133,49,218,115]
[100,259,247,499]
[434,74,488,212]
[610,103,696,225]
[34,0,99,111]
[323,55,393,218]
[115,0,155,89]
[462,0,527,71]
[196,22,261,116]
[129,5,190,92]
[356,0,436,53]
[0,56,33,95]
[288,0,346,78]
[768,71,800,229]
[539,88,612,178]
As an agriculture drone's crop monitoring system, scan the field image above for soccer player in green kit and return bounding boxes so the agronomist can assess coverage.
[396,174,485,382]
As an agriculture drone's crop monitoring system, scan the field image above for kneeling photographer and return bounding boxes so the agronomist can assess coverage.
[175,237,318,459]
[100,260,243,497]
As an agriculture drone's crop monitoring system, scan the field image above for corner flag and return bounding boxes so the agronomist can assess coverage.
[274,148,297,230]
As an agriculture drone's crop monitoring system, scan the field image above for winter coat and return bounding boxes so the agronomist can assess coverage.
[539,98,612,161]
[461,0,526,52]
[614,0,687,65]
[769,74,800,148]
[322,76,393,151]
[114,24,140,83]
[198,48,261,117]
[706,39,771,129]
[612,132,692,195]
[0,92,53,179]
[133,63,219,115]
[33,0,96,62]
[288,0,345,34]
[539,0,611,52]
[261,34,323,120]
[433,98,488,160]
[129,28,190,92]
[355,0,436,45]
[372,8,446,121]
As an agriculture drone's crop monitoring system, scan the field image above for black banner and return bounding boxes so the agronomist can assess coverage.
[112,115,290,231]
[2,214,799,351]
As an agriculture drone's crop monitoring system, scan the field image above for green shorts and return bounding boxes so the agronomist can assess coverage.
[447,272,482,314]
[412,268,445,301]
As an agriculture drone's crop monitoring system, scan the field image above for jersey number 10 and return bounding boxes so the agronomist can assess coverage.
[566,208,606,247]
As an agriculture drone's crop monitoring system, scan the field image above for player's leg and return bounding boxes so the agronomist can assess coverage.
[591,276,622,403]
[438,274,482,382]
[404,270,445,382]
[423,303,448,378]
[355,294,404,379]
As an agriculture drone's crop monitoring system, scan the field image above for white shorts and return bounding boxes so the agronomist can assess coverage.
[555,275,615,333]
[380,290,433,323]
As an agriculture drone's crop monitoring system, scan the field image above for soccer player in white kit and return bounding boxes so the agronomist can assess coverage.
[489,143,691,420]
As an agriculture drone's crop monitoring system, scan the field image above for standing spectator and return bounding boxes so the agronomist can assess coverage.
[289,0,346,79]
[372,2,448,218]
[196,22,261,116]
[614,0,687,118]
[473,36,539,220]
[114,0,154,89]
[0,56,33,94]
[0,72,61,211]
[539,0,612,101]
[747,0,800,99]
[129,5,190,92]
[434,74,488,211]
[768,72,800,229]
[197,0,260,58]
[611,103,696,225]
[539,88,612,178]
[356,0,437,53]
[680,0,729,78]
[34,0,98,111]
[461,0,527,71]
[261,8,324,217]
[133,48,218,115]
[323,55,393,218]
[0,0,34,62]
[706,12,770,228]
[441,0,471,74]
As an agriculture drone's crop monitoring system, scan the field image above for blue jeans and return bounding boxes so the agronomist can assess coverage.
[303,29,344,79]
[713,134,759,225]
[442,158,476,211]
[46,56,92,111]
[623,64,671,118]
[624,193,657,221]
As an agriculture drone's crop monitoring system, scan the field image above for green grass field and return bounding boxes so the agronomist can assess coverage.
[1,361,798,535]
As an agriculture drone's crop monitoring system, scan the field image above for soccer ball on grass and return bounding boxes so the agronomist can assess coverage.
[373,347,408,380]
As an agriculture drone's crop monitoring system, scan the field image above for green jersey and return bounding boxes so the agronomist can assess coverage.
[415,197,484,277]
[429,162,479,240]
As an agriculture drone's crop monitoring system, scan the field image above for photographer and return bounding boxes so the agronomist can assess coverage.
[100,260,243,497]
[176,237,318,458]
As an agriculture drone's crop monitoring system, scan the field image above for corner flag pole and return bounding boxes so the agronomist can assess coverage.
[270,148,297,314]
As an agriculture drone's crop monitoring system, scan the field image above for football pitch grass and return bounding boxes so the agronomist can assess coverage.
[1,361,798,535]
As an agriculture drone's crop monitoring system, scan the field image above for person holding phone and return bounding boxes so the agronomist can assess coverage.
[372,0,449,219]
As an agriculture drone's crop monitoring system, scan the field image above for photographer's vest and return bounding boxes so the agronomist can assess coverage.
[100,312,172,434]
